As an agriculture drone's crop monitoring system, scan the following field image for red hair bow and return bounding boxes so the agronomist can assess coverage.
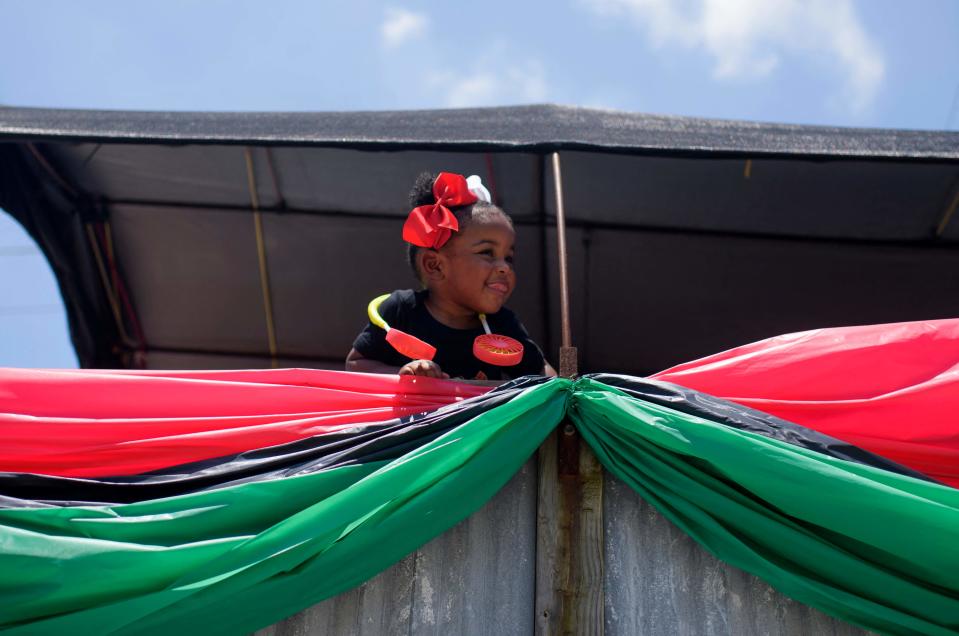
[402,172,478,249]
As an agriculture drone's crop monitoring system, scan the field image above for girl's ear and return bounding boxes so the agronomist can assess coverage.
[419,250,445,281]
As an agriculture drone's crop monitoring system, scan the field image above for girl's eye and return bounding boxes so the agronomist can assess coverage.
[506,255,514,264]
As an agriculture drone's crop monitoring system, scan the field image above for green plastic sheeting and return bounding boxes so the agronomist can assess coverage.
[2,378,958,635]
[569,378,959,636]
[0,381,567,636]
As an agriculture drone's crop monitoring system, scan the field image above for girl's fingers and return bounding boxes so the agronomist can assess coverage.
[397,360,446,378]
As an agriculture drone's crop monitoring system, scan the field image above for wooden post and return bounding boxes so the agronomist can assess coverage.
[535,153,604,635]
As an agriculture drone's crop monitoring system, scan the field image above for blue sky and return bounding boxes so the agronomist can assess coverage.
[1,0,958,367]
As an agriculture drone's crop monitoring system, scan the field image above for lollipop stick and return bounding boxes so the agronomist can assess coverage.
[478,314,492,335]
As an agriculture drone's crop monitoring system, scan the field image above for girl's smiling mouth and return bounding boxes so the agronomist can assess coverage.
[487,281,511,295]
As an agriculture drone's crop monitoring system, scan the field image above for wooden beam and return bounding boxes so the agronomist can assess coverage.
[535,424,604,635]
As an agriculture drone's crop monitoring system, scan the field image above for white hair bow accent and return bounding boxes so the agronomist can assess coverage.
[466,175,492,204]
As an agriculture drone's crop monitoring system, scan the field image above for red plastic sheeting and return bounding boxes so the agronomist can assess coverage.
[654,319,959,487]
[0,368,489,478]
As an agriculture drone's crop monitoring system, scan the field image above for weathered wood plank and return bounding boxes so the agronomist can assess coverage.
[603,475,871,636]
[535,430,563,635]
[568,438,604,635]
[535,424,605,636]
[255,553,416,636]
[257,460,536,636]
[409,460,536,635]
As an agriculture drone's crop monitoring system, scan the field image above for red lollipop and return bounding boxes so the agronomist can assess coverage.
[386,328,437,361]
[369,294,437,361]
[473,315,524,367]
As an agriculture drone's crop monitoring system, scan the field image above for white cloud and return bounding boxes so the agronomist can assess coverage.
[428,58,549,108]
[381,8,428,48]
[582,0,884,111]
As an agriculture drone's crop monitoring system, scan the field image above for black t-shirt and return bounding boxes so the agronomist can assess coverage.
[352,289,546,380]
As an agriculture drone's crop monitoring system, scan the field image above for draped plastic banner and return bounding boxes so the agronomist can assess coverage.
[571,378,959,636]
[0,379,565,635]
[1,319,958,635]
[0,368,489,477]
[653,318,959,487]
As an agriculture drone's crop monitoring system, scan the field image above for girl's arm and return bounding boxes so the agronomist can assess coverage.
[345,348,402,374]
[544,362,558,377]
[346,348,449,378]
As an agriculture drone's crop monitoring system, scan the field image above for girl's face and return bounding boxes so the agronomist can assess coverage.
[438,214,516,315]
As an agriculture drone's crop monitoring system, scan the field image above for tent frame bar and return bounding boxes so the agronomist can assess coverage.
[935,186,959,237]
[245,148,279,368]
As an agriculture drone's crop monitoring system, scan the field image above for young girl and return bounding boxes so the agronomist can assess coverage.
[346,171,555,380]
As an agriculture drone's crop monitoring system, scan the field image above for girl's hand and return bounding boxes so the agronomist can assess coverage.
[399,359,450,379]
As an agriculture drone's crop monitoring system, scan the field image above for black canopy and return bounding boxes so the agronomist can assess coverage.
[2,104,957,373]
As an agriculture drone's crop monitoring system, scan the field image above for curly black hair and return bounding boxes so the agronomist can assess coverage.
[406,172,512,282]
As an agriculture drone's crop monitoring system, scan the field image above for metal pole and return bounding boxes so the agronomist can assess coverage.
[551,152,578,376]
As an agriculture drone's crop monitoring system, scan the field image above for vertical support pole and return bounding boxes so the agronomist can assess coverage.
[551,152,577,377]
[535,152,603,635]
[245,147,279,368]
[537,155,554,360]
[935,186,959,238]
